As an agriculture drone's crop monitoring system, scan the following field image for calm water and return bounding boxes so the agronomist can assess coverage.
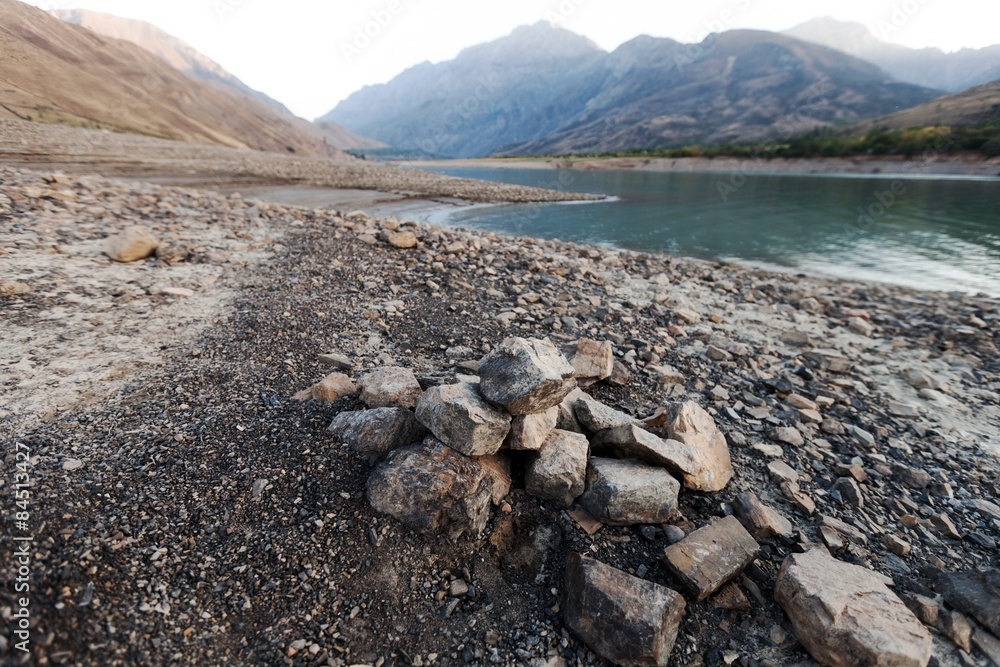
[414,167,1000,296]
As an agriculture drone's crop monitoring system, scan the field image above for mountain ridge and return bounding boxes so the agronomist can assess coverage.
[323,23,940,157]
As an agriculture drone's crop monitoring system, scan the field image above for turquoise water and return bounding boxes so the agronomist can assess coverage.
[414,167,1000,295]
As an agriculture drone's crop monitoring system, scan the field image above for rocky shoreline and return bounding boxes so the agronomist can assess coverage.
[2,163,998,667]
[403,155,1000,178]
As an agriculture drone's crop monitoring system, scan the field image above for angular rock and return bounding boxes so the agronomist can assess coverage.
[387,231,417,248]
[367,441,495,539]
[506,406,558,450]
[833,477,864,509]
[607,360,633,387]
[525,430,589,508]
[776,550,932,667]
[804,349,854,373]
[564,553,686,667]
[574,397,642,433]
[105,225,159,262]
[556,387,587,433]
[936,569,1000,637]
[311,372,357,402]
[479,337,577,415]
[415,383,511,457]
[318,352,354,370]
[569,339,614,386]
[662,516,760,601]
[942,611,972,652]
[663,402,734,492]
[359,366,423,409]
[733,492,794,539]
[579,458,680,526]
[768,461,799,484]
[479,453,512,506]
[772,426,804,447]
[328,408,428,464]
[592,424,698,479]
[781,481,816,515]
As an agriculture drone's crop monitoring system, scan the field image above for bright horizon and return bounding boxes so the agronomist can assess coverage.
[22,0,1000,120]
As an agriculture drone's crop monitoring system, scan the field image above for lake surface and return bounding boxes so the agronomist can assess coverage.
[414,167,1000,296]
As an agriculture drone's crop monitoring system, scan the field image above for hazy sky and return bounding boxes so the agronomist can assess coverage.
[24,0,1000,119]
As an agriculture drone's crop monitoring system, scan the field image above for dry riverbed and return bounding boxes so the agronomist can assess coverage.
[1,160,998,667]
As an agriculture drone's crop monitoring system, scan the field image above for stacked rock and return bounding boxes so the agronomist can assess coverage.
[326,336,737,542]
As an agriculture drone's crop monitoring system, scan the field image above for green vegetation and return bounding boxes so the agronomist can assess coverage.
[548,122,1000,160]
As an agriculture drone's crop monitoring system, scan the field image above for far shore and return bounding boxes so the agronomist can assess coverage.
[401,154,1000,178]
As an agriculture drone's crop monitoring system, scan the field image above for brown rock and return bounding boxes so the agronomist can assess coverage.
[775,550,932,667]
[713,582,753,612]
[564,553,686,667]
[903,594,939,627]
[607,360,632,387]
[733,492,794,539]
[311,372,357,402]
[772,426,804,447]
[479,454,512,506]
[942,611,972,652]
[662,401,733,492]
[768,461,799,484]
[780,481,816,515]
[105,225,159,262]
[359,366,423,409]
[387,231,417,248]
[592,424,698,480]
[662,516,760,601]
[574,396,641,433]
[506,406,558,450]
[569,339,614,386]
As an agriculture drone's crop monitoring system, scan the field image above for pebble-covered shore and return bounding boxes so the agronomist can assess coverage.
[1,163,998,667]
[0,119,600,204]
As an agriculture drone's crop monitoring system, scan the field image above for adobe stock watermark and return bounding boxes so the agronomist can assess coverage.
[414,73,503,156]
[845,131,957,237]
[341,1,404,63]
[544,0,588,25]
[715,75,833,202]
[674,0,755,72]
[873,0,930,41]
[213,0,249,21]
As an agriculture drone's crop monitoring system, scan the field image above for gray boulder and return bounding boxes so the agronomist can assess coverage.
[579,458,681,526]
[327,408,427,464]
[525,430,589,508]
[415,382,511,457]
[479,337,577,415]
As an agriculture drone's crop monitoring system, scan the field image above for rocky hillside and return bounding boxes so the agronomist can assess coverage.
[0,0,351,157]
[857,80,1000,130]
[50,7,383,151]
[784,17,1000,93]
[323,23,939,157]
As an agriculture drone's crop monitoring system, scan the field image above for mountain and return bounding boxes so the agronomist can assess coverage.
[323,23,939,157]
[784,17,1000,92]
[50,7,383,151]
[0,0,360,156]
[322,23,607,158]
[855,80,1000,131]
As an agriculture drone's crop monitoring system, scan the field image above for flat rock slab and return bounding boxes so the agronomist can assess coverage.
[366,440,495,539]
[776,550,932,667]
[105,225,158,262]
[564,553,686,667]
[936,569,1000,637]
[479,337,577,415]
[663,402,733,492]
[662,516,759,601]
[579,457,680,526]
[574,396,642,433]
[733,491,794,539]
[327,408,427,464]
[592,424,697,478]
[415,382,511,457]
[359,366,423,409]
[525,429,589,508]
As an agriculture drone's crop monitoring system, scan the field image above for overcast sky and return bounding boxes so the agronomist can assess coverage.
[24,0,1000,119]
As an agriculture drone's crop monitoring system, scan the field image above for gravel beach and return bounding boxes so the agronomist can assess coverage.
[2,130,999,667]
